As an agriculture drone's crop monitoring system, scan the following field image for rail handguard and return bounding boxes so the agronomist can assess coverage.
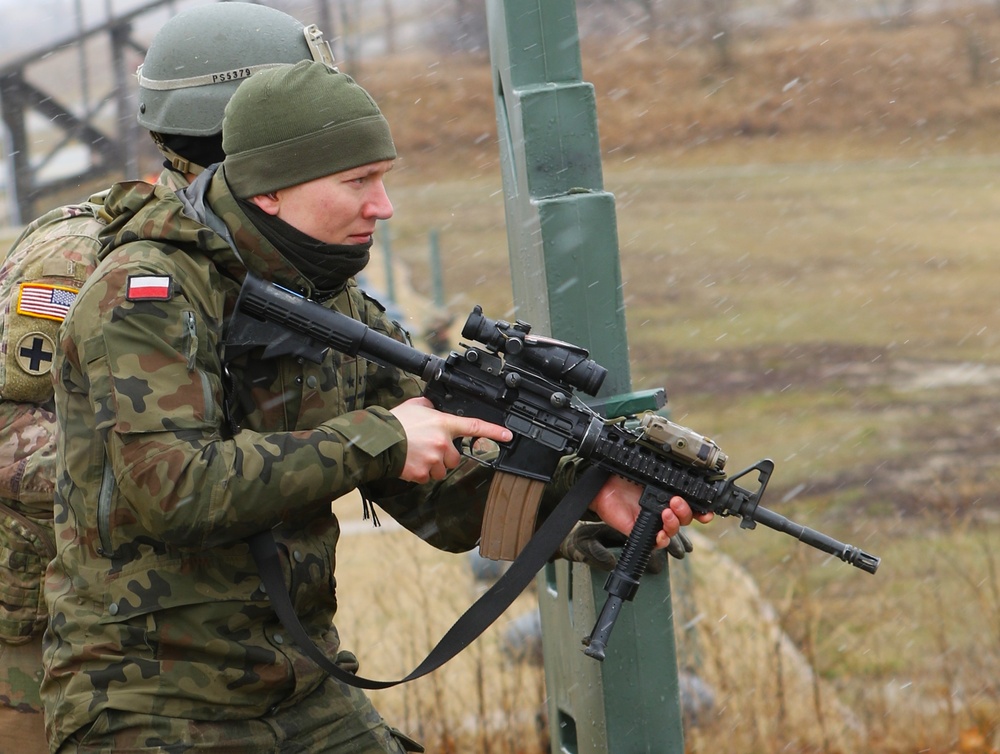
[228,275,881,661]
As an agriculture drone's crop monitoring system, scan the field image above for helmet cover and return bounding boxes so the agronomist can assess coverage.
[137,2,335,137]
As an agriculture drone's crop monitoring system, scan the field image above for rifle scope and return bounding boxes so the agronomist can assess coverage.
[461,306,608,396]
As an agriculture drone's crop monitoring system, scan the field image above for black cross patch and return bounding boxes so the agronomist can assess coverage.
[15,332,56,376]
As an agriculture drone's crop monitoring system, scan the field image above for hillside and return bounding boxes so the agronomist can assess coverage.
[362,11,1000,172]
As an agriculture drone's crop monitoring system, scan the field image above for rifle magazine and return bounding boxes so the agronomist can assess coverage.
[479,472,545,561]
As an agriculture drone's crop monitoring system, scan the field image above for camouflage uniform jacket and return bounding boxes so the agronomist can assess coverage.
[0,169,188,646]
[42,165,501,750]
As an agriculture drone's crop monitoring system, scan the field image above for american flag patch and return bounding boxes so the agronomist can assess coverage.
[126,275,173,301]
[16,282,79,321]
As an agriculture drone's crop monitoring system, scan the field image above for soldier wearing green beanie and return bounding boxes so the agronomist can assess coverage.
[0,5,339,750]
[43,59,702,753]
[224,61,397,198]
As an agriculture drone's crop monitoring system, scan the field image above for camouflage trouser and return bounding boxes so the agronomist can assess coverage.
[55,675,423,754]
[0,635,47,752]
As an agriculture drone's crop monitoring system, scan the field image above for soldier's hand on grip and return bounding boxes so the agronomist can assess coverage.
[555,522,694,573]
[389,397,512,484]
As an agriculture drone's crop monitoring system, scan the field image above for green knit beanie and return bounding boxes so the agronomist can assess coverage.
[223,60,396,197]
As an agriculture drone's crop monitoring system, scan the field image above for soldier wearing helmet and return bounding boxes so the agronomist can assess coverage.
[135,1,335,173]
[0,4,334,747]
[42,60,702,753]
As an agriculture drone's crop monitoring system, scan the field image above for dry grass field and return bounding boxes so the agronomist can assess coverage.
[5,5,1000,753]
[356,148,1000,753]
[347,10,1000,754]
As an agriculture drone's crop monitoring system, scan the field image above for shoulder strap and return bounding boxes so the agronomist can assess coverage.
[248,465,610,689]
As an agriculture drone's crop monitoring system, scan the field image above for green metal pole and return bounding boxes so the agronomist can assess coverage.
[429,229,445,308]
[484,1,686,752]
[381,224,396,303]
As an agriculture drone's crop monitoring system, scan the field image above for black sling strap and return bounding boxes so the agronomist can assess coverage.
[248,465,610,690]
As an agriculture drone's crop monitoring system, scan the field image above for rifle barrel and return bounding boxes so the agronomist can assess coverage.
[752,506,880,574]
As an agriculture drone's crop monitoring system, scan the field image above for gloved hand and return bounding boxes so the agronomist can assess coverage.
[554,522,693,574]
[665,528,694,561]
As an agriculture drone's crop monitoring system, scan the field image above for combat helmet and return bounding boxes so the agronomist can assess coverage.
[137,2,336,138]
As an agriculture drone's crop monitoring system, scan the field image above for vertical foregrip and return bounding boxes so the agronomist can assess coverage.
[582,595,622,662]
[610,508,660,596]
[583,505,663,661]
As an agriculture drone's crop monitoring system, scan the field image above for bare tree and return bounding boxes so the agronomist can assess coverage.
[383,0,396,56]
[429,0,488,55]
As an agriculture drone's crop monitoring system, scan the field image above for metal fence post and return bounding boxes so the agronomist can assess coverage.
[428,229,444,308]
[485,1,686,751]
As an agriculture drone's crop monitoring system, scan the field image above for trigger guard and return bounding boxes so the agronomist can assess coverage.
[456,436,499,468]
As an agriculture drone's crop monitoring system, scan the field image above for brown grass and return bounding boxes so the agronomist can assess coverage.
[350,10,1000,753]
[362,11,1000,173]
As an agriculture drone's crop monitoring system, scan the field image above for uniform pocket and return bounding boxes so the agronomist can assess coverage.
[0,503,55,643]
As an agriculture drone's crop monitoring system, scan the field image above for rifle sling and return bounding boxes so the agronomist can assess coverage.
[248,465,611,690]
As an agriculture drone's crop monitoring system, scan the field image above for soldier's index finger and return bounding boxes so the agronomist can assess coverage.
[450,416,512,443]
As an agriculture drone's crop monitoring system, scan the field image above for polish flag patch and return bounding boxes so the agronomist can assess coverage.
[126,275,173,301]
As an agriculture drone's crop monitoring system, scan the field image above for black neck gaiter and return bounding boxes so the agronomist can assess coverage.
[239,197,372,298]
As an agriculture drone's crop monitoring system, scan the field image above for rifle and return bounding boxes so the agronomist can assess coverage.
[227,275,880,661]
